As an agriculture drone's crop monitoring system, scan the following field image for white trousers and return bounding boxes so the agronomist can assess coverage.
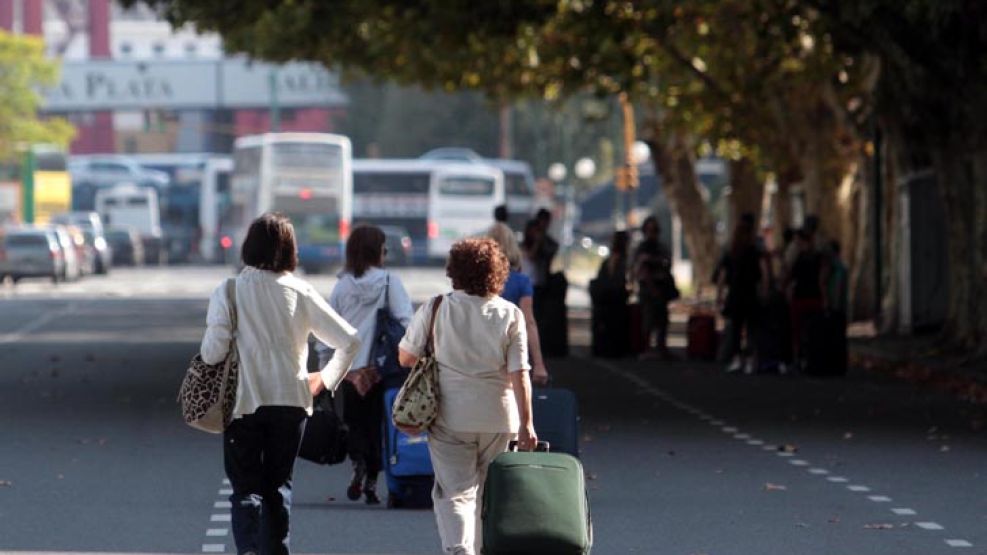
[428,423,513,555]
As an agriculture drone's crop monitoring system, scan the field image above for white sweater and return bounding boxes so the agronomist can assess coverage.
[316,268,414,370]
[200,266,360,418]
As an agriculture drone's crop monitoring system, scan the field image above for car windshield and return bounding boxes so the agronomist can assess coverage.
[6,234,50,247]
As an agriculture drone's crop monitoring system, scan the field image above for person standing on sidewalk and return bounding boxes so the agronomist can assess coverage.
[714,214,770,373]
[398,238,537,555]
[488,223,550,385]
[318,224,414,504]
[200,213,360,555]
[633,216,677,360]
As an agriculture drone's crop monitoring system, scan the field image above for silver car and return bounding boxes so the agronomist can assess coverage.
[1,227,65,283]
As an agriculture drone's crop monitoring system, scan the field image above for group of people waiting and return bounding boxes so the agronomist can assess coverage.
[591,215,680,360]
[199,211,556,555]
[712,213,848,374]
[591,212,848,374]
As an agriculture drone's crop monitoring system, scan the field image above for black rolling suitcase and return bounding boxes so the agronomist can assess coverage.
[532,387,580,457]
[537,272,569,357]
[802,311,847,377]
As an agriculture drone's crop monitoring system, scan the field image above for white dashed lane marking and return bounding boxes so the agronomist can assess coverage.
[206,528,228,537]
[590,359,976,551]
[203,477,232,552]
[202,545,225,553]
[210,514,231,522]
[214,501,232,509]
[219,488,233,495]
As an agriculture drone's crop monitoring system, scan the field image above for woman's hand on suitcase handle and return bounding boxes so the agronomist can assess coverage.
[517,423,538,451]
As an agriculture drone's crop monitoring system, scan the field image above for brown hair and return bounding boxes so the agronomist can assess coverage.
[241,212,297,273]
[345,224,386,277]
[446,238,510,297]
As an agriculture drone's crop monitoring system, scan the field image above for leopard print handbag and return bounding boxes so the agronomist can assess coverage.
[179,278,239,434]
[391,295,443,431]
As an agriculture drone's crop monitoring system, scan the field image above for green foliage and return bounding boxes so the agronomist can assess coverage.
[0,31,74,159]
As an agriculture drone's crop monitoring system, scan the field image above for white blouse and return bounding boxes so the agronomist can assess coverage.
[399,291,530,433]
[200,266,360,418]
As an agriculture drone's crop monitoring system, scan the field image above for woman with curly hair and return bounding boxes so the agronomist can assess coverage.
[398,238,538,555]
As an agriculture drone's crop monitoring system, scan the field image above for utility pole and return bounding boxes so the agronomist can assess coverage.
[616,92,639,229]
[269,69,281,132]
[21,148,35,224]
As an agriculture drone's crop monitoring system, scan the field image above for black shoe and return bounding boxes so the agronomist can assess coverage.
[364,477,380,505]
[347,464,366,501]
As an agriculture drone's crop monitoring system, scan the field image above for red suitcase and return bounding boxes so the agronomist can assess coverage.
[687,311,717,360]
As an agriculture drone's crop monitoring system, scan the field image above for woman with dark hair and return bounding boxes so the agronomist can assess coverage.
[200,212,360,555]
[317,224,413,504]
[398,238,537,555]
[714,215,770,373]
[633,216,676,359]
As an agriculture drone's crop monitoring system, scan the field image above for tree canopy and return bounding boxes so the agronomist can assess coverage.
[0,31,74,159]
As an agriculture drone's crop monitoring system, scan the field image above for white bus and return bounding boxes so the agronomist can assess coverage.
[353,159,504,261]
[232,133,352,273]
[197,156,234,263]
[94,182,163,263]
[487,159,536,231]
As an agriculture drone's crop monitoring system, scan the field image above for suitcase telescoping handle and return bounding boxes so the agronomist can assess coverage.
[508,440,550,452]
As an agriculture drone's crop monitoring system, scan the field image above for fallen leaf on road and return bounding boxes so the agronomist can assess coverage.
[0,480,12,487]
[764,483,787,491]
[864,523,894,529]
[940,445,951,452]
[587,473,598,481]
[582,434,594,443]
[828,516,841,524]
[796,522,809,528]
[779,444,799,453]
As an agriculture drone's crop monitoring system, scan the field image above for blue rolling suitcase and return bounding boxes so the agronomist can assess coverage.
[383,387,434,508]
[532,388,580,458]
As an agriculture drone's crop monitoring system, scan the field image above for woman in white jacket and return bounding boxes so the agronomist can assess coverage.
[200,213,360,555]
[318,224,413,504]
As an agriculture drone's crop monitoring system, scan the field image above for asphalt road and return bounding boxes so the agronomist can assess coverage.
[0,267,984,554]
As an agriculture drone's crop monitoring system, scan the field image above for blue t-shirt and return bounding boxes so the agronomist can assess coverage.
[501,271,534,307]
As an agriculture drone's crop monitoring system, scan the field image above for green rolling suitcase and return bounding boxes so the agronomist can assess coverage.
[482,442,592,554]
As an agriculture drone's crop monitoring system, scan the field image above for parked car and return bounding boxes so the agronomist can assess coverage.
[49,225,82,281]
[81,228,112,274]
[2,227,65,283]
[105,225,145,266]
[379,225,413,266]
[52,211,111,274]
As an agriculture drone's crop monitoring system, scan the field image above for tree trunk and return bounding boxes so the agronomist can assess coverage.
[848,158,875,321]
[727,157,765,228]
[931,143,987,356]
[649,130,719,289]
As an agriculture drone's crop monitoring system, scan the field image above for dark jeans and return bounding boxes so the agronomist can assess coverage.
[341,380,384,477]
[224,406,307,555]
[640,293,670,351]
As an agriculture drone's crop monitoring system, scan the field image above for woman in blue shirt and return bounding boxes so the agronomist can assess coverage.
[488,224,549,385]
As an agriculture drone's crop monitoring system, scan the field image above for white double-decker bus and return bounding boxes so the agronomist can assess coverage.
[232,133,353,273]
[352,159,504,261]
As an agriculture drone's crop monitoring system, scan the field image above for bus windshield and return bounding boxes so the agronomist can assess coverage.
[439,176,495,196]
[272,142,343,174]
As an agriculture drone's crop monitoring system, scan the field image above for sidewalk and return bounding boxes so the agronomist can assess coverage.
[849,334,987,407]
